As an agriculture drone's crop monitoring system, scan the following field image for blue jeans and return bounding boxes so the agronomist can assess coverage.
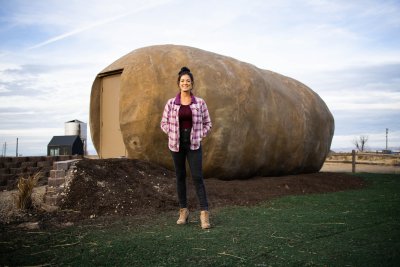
[170,142,209,211]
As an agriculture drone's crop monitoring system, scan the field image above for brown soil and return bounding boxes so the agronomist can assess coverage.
[1,158,366,228]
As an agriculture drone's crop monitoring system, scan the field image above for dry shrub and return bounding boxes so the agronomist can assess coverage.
[16,172,42,210]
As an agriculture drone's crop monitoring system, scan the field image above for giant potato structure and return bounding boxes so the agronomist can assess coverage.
[90,45,334,179]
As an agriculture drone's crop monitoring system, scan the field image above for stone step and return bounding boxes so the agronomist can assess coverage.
[44,185,67,206]
[46,185,65,195]
[48,177,66,187]
[44,194,60,206]
[53,159,80,171]
[43,158,81,207]
[50,169,66,178]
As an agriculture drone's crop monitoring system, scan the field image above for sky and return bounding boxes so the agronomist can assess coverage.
[0,0,399,156]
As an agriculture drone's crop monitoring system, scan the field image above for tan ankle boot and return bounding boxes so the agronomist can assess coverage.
[200,210,211,229]
[177,208,189,224]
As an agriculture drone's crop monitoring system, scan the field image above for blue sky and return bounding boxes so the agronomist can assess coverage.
[0,0,399,156]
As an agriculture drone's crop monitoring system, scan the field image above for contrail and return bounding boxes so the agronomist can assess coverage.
[28,0,170,50]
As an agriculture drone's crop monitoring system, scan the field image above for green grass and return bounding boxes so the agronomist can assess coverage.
[1,173,399,266]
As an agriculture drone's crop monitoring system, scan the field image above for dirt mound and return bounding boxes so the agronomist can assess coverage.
[57,158,365,223]
[60,158,177,219]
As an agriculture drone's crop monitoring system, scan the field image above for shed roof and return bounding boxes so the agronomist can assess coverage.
[66,119,84,123]
[48,135,81,146]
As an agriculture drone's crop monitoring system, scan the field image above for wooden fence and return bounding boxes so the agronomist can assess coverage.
[326,151,400,173]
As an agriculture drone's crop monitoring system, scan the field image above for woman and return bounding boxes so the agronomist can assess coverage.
[161,66,212,229]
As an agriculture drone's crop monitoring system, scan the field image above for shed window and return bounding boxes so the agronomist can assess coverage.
[50,148,59,156]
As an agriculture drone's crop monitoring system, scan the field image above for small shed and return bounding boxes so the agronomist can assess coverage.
[48,135,84,156]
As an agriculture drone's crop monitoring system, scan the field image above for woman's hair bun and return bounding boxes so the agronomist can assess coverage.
[179,66,191,75]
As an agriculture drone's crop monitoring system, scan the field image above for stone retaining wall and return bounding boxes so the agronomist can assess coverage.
[0,155,82,190]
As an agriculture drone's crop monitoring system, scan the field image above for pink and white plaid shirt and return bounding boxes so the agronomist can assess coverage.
[161,93,212,152]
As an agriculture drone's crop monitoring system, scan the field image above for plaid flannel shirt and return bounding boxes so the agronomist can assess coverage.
[161,93,212,152]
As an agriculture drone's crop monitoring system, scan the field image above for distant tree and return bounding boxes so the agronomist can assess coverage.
[353,135,368,152]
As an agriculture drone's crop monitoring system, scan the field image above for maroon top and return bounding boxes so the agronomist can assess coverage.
[179,105,192,129]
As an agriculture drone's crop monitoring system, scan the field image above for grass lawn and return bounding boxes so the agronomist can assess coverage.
[1,173,399,266]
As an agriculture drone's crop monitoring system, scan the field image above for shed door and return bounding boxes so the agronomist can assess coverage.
[100,74,126,158]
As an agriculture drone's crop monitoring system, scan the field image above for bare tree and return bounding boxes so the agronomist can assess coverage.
[353,135,368,152]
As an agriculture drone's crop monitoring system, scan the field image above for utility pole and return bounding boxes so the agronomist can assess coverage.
[386,128,389,150]
[16,138,19,157]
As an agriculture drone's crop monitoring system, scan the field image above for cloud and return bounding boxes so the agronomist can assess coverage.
[303,63,400,123]
[26,0,172,50]
[321,63,400,90]
[1,0,400,155]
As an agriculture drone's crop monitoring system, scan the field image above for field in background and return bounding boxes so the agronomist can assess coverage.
[326,152,400,166]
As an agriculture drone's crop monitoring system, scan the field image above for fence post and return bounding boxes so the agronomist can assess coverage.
[352,150,356,173]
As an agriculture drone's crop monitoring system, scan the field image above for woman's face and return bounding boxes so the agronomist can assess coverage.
[179,74,193,92]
